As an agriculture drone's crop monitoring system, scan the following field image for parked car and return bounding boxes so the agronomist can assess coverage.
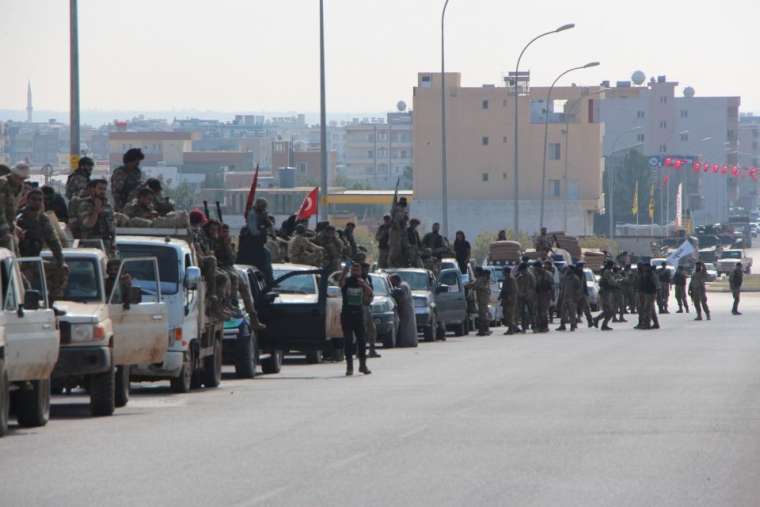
[716,249,752,275]
[435,268,469,336]
[482,265,506,326]
[583,268,600,311]
[440,258,478,331]
[383,268,442,341]
[703,262,718,282]
[368,273,400,348]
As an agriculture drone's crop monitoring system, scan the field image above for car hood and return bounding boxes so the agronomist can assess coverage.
[273,293,319,304]
[411,290,432,300]
[54,300,108,324]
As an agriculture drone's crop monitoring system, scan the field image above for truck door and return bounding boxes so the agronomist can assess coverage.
[2,258,58,382]
[436,268,466,324]
[109,258,169,365]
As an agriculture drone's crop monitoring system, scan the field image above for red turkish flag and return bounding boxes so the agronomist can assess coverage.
[243,164,260,218]
[296,187,319,221]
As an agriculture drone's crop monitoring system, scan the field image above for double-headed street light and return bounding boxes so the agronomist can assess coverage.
[539,61,600,230]
[512,23,574,234]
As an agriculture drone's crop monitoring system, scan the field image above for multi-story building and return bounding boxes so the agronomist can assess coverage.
[737,113,760,211]
[5,119,68,165]
[108,131,195,167]
[598,75,740,225]
[412,72,604,237]
[271,140,337,187]
[342,109,413,189]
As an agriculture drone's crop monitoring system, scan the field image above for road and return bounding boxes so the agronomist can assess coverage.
[3,285,760,505]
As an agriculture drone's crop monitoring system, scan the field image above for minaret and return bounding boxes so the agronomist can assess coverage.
[26,81,33,123]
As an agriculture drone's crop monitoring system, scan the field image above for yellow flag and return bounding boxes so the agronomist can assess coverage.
[632,180,639,217]
[648,183,655,223]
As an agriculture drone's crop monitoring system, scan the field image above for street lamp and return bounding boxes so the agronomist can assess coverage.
[440,0,452,238]
[319,0,328,221]
[511,23,574,234]
[607,127,642,238]
[69,0,80,169]
[539,61,599,230]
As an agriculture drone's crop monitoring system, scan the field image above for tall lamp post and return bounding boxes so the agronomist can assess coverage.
[539,61,599,229]
[319,0,328,221]
[607,127,642,238]
[69,0,80,168]
[440,0,452,237]
[512,23,574,234]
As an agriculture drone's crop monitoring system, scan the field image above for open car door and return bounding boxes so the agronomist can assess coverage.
[109,257,169,365]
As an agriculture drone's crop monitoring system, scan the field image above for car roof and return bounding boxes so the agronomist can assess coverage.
[272,263,318,271]
[383,267,429,274]
[117,236,190,249]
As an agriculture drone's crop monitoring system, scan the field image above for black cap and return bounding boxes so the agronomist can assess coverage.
[78,156,94,168]
[123,148,145,164]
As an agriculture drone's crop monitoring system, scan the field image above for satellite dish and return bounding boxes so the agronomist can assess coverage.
[631,70,646,86]
[397,101,407,112]
[684,86,695,98]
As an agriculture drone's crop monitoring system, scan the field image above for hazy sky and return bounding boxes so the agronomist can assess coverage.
[3,0,760,115]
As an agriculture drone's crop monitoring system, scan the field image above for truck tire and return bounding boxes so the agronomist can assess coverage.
[453,321,466,337]
[261,350,283,374]
[114,366,130,408]
[201,338,222,388]
[14,378,51,428]
[305,349,324,364]
[170,350,194,393]
[0,359,9,437]
[382,324,397,348]
[423,313,436,342]
[89,368,115,417]
[235,331,257,379]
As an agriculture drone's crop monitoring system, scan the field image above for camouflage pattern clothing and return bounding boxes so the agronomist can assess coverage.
[65,170,90,201]
[17,208,66,300]
[672,269,689,313]
[110,165,143,211]
[406,227,423,268]
[123,199,158,220]
[467,274,491,335]
[499,274,519,333]
[153,195,176,216]
[375,223,391,268]
[76,196,116,257]
[288,234,324,267]
[316,231,344,273]
[533,267,554,332]
[558,268,582,330]
[515,269,536,332]
[0,174,24,253]
[689,270,710,320]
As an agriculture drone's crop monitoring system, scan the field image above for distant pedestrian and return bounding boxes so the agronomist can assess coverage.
[673,266,690,313]
[361,262,380,358]
[499,267,518,335]
[730,262,743,315]
[635,263,660,330]
[556,265,581,332]
[533,261,553,333]
[389,273,418,347]
[339,262,373,376]
[453,231,471,275]
[593,260,618,331]
[467,268,492,336]
[375,215,391,269]
[689,261,710,321]
[515,263,536,333]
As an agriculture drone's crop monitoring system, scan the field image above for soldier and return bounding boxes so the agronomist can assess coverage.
[201,219,233,320]
[16,189,67,301]
[515,262,536,333]
[66,156,93,201]
[216,223,265,330]
[656,265,672,314]
[534,227,552,259]
[0,162,30,254]
[317,225,344,273]
[375,215,391,268]
[145,178,175,216]
[635,263,660,330]
[612,265,627,323]
[406,219,423,268]
[241,198,274,285]
[689,261,710,321]
[730,262,743,315]
[361,262,380,358]
[625,264,639,314]
[288,224,324,266]
[422,222,450,271]
[42,185,69,223]
[592,260,617,331]
[388,197,409,267]
[574,264,594,328]
[111,148,145,211]
[466,268,492,336]
[343,222,358,259]
[672,265,690,313]
[123,187,159,221]
[499,266,518,335]
[533,261,553,333]
[339,262,373,376]
[76,179,116,257]
[556,265,582,331]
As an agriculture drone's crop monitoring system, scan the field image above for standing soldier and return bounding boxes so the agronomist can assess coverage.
[515,263,536,334]
[406,219,423,268]
[339,262,373,376]
[533,261,553,333]
[111,148,145,212]
[422,222,450,273]
[656,265,672,314]
[593,260,617,331]
[317,225,344,273]
[556,265,581,331]
[76,179,116,258]
[66,156,93,201]
[0,162,30,254]
[636,263,660,330]
[730,262,743,315]
[574,264,594,328]
[499,267,518,335]
[343,222,358,260]
[288,224,324,266]
[625,264,639,314]
[689,261,710,321]
[16,189,67,300]
[533,227,552,260]
[467,268,492,336]
[375,215,391,268]
[612,265,627,323]
[673,266,690,313]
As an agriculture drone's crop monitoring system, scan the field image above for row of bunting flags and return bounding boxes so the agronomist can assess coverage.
[660,157,759,181]
[243,165,319,222]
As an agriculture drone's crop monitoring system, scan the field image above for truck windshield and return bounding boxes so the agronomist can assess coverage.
[392,271,429,291]
[721,251,741,259]
[272,269,317,294]
[370,275,389,296]
[117,244,179,295]
[62,258,102,302]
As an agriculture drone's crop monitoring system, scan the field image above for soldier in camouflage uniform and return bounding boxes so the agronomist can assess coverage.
[145,178,176,216]
[110,148,145,212]
[515,263,536,333]
[499,267,519,335]
[533,227,553,260]
[216,223,265,330]
[123,187,159,221]
[288,224,324,266]
[375,215,391,268]
[316,225,344,273]
[466,268,492,336]
[65,156,93,201]
[533,261,554,333]
[0,162,30,254]
[76,179,117,258]
[198,219,233,321]
[592,261,618,331]
[612,265,627,323]
[406,219,423,268]
[556,265,582,331]
[16,189,68,301]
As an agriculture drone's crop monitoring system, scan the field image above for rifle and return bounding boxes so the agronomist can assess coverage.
[203,201,210,220]
[215,201,223,223]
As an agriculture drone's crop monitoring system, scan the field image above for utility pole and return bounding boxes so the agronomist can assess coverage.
[319,0,328,221]
[440,0,451,237]
[69,0,80,169]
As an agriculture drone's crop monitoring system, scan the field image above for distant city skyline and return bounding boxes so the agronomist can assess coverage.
[3,0,760,113]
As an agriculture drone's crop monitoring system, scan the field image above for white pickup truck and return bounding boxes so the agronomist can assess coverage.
[0,250,59,436]
[48,248,169,416]
[716,249,752,275]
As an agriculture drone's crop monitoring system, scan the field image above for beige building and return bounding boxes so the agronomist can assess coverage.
[412,72,604,236]
[108,131,196,167]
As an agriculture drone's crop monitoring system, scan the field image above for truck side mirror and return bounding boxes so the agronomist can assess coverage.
[184,266,202,290]
[23,290,42,311]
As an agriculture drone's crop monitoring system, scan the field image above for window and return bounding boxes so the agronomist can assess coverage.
[482,99,489,110]
[482,136,489,146]
[549,143,561,161]
[503,136,508,143]
[680,133,689,142]
[549,179,561,197]
[368,150,374,159]
[439,270,460,289]
[637,133,645,143]
[636,111,645,119]
[659,121,667,128]
[421,75,432,88]
[659,96,668,104]
[482,172,489,182]
[680,110,688,118]
[659,144,668,153]
[400,150,408,158]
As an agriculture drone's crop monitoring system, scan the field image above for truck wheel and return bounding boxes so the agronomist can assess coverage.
[382,325,397,348]
[235,332,257,379]
[453,321,466,337]
[170,350,194,393]
[261,350,283,374]
[14,377,51,428]
[89,368,115,417]
[0,359,9,437]
[114,366,130,408]
[423,325,434,341]
[202,338,223,388]
[305,349,324,364]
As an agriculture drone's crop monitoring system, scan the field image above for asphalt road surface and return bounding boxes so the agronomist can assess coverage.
[3,279,760,505]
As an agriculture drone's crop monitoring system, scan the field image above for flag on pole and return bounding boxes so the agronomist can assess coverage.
[243,164,260,219]
[666,239,696,267]
[296,187,319,221]
[675,183,683,227]
[648,183,655,223]
[632,180,639,217]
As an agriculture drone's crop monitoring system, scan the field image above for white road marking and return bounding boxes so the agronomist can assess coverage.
[399,426,427,440]
[239,486,288,507]
[326,452,367,470]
